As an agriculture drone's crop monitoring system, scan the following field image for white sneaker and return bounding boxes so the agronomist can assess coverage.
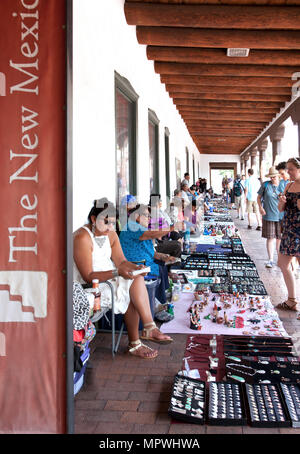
[265,261,273,268]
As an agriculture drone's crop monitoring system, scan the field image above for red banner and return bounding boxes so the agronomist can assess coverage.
[0,0,67,433]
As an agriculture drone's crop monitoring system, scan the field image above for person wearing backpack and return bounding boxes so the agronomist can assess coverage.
[233,174,245,220]
[257,167,281,268]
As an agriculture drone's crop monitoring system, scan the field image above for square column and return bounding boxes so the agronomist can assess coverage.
[270,123,285,165]
[290,103,300,158]
[250,147,259,177]
[258,139,268,182]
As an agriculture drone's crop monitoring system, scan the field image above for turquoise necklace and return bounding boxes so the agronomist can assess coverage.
[227,363,265,383]
[227,363,281,383]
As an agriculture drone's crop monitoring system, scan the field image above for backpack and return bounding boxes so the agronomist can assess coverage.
[233,179,243,197]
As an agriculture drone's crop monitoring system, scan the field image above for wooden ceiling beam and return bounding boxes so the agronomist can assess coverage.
[127,1,300,5]
[147,47,300,66]
[125,4,300,29]
[161,74,293,87]
[169,91,289,102]
[177,106,280,113]
[187,120,267,128]
[190,130,262,136]
[192,134,258,139]
[196,150,242,155]
[195,144,246,150]
[166,84,291,95]
[192,141,253,147]
[191,125,261,129]
[195,142,244,147]
[174,99,283,108]
[155,62,298,77]
[137,27,300,50]
[183,113,274,120]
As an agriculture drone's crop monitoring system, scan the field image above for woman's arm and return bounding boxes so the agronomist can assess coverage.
[278,183,291,212]
[139,226,173,241]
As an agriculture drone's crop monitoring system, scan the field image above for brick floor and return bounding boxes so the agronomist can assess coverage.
[74,212,300,434]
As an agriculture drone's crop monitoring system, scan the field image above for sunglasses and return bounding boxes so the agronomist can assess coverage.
[103,218,115,225]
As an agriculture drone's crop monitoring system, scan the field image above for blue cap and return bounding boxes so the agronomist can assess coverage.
[121,194,136,206]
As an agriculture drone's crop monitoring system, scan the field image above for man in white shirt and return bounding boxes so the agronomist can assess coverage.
[244,168,262,230]
[181,172,190,187]
[181,183,191,208]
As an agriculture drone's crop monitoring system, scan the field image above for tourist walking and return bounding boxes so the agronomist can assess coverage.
[233,174,245,220]
[244,168,262,230]
[257,167,281,268]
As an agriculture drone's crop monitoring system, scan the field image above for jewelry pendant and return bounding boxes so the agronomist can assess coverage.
[227,355,241,362]
[229,374,245,383]
[94,236,106,248]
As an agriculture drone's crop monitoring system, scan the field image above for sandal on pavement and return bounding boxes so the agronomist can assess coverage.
[276,298,298,312]
[127,339,158,359]
[140,322,173,344]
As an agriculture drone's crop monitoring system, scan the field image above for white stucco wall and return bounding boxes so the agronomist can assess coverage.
[73,0,201,230]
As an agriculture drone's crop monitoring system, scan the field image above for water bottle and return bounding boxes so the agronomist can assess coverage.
[92,279,101,312]
[183,229,190,253]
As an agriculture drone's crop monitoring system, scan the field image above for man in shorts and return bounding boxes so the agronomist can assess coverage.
[244,168,262,230]
[257,167,281,268]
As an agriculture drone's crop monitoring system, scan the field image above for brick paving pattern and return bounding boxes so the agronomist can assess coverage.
[75,214,300,434]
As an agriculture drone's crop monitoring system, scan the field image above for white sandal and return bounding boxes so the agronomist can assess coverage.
[140,322,173,344]
[127,339,158,359]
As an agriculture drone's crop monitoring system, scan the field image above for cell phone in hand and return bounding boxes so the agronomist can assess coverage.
[131,266,151,276]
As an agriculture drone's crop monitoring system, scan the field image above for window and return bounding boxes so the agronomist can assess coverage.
[165,128,170,199]
[115,73,138,208]
[175,158,181,191]
[148,109,159,193]
[186,147,189,174]
[192,155,195,184]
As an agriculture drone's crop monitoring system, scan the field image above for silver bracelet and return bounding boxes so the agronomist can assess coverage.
[112,269,119,278]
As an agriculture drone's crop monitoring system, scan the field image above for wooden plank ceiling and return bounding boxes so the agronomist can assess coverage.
[124,0,300,154]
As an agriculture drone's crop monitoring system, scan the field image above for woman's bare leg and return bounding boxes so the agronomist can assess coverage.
[276,239,281,261]
[124,276,171,342]
[278,252,297,301]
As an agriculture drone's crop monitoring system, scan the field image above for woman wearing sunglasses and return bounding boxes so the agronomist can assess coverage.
[73,198,172,359]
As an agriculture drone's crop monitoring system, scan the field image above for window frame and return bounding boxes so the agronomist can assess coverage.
[186,147,189,174]
[148,108,160,194]
[164,127,170,200]
[114,72,139,202]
